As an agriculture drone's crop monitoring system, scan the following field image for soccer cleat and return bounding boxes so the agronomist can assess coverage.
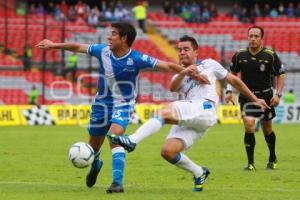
[266,160,277,170]
[107,134,136,152]
[193,167,210,192]
[243,164,256,171]
[86,160,103,188]
[106,182,124,193]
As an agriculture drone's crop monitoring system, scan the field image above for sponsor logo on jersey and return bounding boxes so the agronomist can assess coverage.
[142,54,149,61]
[268,112,273,119]
[126,58,134,65]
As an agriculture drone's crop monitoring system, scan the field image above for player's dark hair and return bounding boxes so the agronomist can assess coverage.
[179,35,199,50]
[111,22,137,47]
[248,25,264,38]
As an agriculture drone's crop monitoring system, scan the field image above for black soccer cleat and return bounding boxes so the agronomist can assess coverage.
[106,182,124,193]
[86,160,103,188]
[266,160,277,170]
[193,167,210,192]
[243,163,256,171]
[107,134,136,152]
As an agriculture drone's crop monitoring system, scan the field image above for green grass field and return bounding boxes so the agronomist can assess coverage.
[0,124,299,200]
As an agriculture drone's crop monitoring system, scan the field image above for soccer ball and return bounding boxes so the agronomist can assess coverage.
[68,142,95,168]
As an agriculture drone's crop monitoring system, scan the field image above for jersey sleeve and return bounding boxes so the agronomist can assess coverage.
[229,52,240,73]
[136,53,158,70]
[207,59,228,79]
[272,52,285,75]
[87,43,107,57]
[215,63,228,80]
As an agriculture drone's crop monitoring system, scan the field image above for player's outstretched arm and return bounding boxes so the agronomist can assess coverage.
[36,39,89,53]
[225,73,270,110]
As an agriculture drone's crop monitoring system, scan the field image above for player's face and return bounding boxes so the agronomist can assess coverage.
[248,28,263,49]
[177,41,197,66]
[107,27,124,51]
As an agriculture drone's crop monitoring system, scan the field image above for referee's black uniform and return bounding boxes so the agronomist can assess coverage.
[230,47,285,120]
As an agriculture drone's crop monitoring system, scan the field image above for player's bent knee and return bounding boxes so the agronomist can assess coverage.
[160,147,176,161]
[155,106,178,121]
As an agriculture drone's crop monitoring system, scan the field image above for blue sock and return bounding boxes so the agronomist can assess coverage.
[112,147,126,186]
[169,153,181,164]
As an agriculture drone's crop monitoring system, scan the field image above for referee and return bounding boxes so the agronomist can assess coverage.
[226,26,285,171]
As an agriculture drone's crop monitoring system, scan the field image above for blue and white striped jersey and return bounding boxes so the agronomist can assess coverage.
[87,43,158,107]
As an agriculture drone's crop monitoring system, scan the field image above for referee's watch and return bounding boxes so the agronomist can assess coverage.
[276,93,282,98]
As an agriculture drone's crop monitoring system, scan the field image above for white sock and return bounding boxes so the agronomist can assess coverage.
[129,117,164,143]
[174,153,203,178]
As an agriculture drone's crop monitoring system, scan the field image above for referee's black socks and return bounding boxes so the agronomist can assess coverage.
[244,133,255,164]
[264,132,277,162]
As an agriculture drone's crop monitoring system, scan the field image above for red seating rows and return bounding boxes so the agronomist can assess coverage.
[150,12,300,56]
[0,89,29,104]
[0,11,95,63]
[0,88,65,104]
[198,46,221,61]
[0,70,95,104]
[139,71,174,89]
[0,53,22,67]
[132,40,175,62]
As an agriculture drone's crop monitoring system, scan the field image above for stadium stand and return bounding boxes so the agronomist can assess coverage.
[0,1,300,104]
[147,11,300,99]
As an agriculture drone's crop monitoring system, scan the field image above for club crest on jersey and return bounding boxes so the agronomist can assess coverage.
[260,63,266,71]
[268,112,273,119]
[126,58,134,65]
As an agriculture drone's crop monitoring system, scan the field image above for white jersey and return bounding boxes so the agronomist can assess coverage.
[176,58,228,104]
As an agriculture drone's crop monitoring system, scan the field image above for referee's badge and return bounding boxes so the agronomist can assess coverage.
[268,112,273,119]
[260,64,266,71]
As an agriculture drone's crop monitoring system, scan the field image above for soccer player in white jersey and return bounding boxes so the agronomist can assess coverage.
[108,35,269,192]
[36,23,209,193]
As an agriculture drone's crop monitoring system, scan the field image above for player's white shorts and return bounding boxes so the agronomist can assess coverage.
[166,99,217,149]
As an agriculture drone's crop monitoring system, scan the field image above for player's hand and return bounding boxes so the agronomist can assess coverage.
[225,92,235,105]
[270,95,280,106]
[254,98,270,111]
[36,39,54,50]
[179,65,197,76]
[180,65,210,84]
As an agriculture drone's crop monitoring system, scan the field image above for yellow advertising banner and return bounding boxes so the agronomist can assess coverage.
[0,105,21,126]
[217,105,243,124]
[18,105,35,125]
[135,104,165,123]
[0,104,244,126]
[48,104,91,125]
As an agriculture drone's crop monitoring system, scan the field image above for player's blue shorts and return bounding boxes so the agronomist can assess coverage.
[88,103,133,136]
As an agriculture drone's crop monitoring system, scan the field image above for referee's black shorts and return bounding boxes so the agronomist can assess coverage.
[239,89,276,121]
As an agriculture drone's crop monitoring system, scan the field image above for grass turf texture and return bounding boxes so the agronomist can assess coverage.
[0,124,299,200]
